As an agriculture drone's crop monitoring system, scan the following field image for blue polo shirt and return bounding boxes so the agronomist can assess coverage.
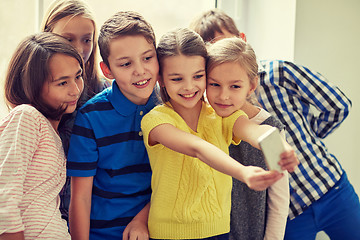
[67,81,157,239]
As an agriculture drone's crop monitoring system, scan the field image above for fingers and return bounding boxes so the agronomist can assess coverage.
[247,170,283,191]
[279,149,299,172]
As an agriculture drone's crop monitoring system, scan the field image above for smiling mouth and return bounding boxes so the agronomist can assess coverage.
[133,79,150,86]
[215,102,232,108]
[180,91,198,99]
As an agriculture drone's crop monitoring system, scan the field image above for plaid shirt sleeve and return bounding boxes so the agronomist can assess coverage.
[256,60,351,218]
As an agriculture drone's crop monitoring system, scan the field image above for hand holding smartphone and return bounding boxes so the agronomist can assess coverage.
[258,128,285,172]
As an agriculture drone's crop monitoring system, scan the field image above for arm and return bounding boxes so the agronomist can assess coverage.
[0,232,24,240]
[69,176,93,240]
[0,108,39,236]
[260,61,351,138]
[149,123,283,191]
[232,116,298,172]
[264,171,290,240]
[123,203,150,240]
[286,62,351,138]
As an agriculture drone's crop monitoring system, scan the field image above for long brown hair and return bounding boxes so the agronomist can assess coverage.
[156,28,208,103]
[4,32,84,120]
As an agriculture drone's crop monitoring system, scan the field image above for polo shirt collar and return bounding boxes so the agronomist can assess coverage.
[109,81,157,116]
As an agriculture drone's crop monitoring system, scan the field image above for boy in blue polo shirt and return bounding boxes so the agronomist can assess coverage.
[66,11,159,239]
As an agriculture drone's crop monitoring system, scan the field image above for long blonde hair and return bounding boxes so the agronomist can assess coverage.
[207,37,259,104]
[156,28,208,103]
[41,0,101,99]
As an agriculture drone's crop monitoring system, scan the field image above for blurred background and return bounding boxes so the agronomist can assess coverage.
[1,1,359,239]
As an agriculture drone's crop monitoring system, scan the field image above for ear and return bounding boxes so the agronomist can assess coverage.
[100,61,114,79]
[248,76,258,95]
[239,32,247,42]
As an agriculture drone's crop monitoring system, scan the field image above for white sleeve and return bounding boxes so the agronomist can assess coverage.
[264,171,289,240]
[0,108,39,234]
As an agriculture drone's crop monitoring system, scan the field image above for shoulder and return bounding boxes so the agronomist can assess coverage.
[8,105,45,122]
[79,88,113,115]
[143,104,177,123]
[142,104,182,132]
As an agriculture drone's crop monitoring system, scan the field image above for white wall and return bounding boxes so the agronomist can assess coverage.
[294,0,360,196]
[218,0,297,61]
[0,0,215,119]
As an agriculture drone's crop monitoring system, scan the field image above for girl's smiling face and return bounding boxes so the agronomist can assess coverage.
[41,53,84,115]
[160,54,206,112]
[206,62,257,117]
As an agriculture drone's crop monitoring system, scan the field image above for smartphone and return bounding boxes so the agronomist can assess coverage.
[258,128,285,172]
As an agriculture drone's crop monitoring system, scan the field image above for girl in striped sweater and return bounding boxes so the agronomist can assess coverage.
[0,32,84,239]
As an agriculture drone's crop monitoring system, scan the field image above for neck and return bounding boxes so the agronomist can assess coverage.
[170,100,202,132]
[48,118,60,134]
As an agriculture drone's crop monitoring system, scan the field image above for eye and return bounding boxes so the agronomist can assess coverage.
[231,85,241,89]
[76,74,83,80]
[120,62,131,67]
[144,55,153,61]
[84,38,92,44]
[194,74,204,80]
[170,77,182,82]
[65,38,73,43]
[58,81,67,86]
[209,82,220,87]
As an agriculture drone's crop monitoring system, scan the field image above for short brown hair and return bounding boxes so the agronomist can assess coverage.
[98,11,156,68]
[5,32,84,120]
[189,8,240,43]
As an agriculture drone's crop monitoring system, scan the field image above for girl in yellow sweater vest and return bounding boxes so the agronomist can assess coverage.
[141,28,298,240]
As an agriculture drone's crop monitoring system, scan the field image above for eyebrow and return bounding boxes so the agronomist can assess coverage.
[52,69,82,82]
[115,49,154,61]
[208,76,244,83]
[168,69,205,77]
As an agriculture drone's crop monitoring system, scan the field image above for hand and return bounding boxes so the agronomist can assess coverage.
[122,218,149,240]
[242,166,283,191]
[279,145,299,172]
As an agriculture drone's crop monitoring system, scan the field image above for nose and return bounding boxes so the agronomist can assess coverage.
[69,80,82,96]
[183,78,194,91]
[72,40,84,59]
[134,62,145,76]
[219,88,230,100]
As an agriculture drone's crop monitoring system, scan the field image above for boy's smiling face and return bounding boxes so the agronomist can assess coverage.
[207,62,256,117]
[101,35,159,105]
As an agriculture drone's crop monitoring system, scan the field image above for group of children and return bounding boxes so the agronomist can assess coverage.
[1,0,359,240]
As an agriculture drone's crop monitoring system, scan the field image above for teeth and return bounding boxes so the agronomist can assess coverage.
[134,79,148,86]
[182,92,196,98]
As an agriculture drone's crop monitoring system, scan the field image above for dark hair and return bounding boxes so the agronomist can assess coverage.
[41,0,102,99]
[156,28,208,103]
[98,11,156,68]
[189,9,240,43]
[4,32,84,120]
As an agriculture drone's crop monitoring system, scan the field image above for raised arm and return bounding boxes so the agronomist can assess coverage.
[232,115,298,172]
[148,123,283,191]
[259,60,351,138]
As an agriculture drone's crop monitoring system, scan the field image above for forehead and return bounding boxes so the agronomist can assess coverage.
[209,62,249,81]
[162,55,206,74]
[108,35,155,59]
[52,15,94,34]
